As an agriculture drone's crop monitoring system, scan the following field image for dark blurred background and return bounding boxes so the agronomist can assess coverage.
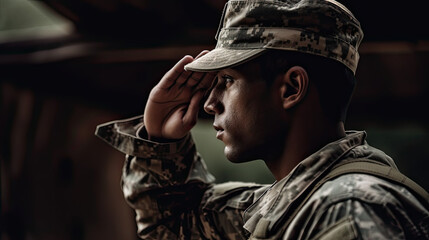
[1,0,428,239]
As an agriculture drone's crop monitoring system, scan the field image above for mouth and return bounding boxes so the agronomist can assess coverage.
[213,124,224,139]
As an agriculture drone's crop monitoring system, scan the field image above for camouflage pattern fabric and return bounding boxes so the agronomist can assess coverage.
[95,116,429,239]
[185,0,363,74]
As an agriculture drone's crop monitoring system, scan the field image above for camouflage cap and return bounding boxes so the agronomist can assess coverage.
[185,0,364,74]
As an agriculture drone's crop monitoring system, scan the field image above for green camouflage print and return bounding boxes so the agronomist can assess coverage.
[95,117,429,239]
[185,0,363,74]
[96,116,264,239]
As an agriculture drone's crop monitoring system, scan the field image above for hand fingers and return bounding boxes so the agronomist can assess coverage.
[175,69,192,85]
[180,50,210,87]
[158,50,211,89]
[182,90,205,130]
[185,71,205,87]
[178,50,210,87]
[195,71,217,91]
[195,50,210,59]
[158,55,194,89]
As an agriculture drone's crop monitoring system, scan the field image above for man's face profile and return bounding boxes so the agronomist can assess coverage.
[203,60,287,163]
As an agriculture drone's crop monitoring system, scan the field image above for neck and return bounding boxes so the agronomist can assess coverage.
[265,107,346,181]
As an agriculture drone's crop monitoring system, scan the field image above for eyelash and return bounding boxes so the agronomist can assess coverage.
[221,75,234,84]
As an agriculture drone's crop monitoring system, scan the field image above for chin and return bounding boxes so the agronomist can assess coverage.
[224,146,257,163]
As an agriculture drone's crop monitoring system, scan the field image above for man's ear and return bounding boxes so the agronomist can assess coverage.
[280,66,309,109]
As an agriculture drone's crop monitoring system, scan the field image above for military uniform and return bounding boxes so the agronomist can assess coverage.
[96,116,429,239]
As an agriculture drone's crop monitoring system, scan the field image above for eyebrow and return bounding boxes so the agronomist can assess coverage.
[218,68,241,77]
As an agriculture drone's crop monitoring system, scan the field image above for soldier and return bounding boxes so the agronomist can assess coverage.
[96,0,429,239]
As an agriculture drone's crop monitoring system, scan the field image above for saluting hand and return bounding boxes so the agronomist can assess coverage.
[144,51,215,140]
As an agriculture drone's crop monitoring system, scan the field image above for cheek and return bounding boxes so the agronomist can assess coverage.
[226,102,261,143]
[222,107,247,146]
[223,86,270,139]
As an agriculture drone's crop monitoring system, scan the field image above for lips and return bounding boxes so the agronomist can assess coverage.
[213,124,224,139]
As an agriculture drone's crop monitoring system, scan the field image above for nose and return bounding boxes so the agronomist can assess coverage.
[204,88,224,115]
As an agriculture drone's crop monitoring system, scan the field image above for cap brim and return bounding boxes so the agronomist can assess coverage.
[184,48,266,72]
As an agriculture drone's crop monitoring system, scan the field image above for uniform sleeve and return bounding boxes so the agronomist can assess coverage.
[95,116,268,239]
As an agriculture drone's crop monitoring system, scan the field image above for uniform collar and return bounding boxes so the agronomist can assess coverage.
[243,131,367,235]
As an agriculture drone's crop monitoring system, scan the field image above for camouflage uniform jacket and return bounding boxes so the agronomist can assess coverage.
[96,115,429,240]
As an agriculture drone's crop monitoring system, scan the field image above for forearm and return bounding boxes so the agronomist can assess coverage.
[96,115,215,238]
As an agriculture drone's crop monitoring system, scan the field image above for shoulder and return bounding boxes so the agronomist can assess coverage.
[312,173,406,206]
[297,173,429,239]
[307,173,429,219]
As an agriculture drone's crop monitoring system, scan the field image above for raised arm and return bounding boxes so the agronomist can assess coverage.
[95,54,268,239]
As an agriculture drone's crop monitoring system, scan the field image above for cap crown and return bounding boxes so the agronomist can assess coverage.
[215,0,364,73]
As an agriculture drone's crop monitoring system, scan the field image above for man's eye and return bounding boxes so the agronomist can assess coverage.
[222,75,234,85]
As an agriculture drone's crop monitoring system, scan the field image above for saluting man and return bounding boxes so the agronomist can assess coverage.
[96,0,429,239]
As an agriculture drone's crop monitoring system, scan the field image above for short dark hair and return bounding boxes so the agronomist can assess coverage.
[256,50,356,123]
